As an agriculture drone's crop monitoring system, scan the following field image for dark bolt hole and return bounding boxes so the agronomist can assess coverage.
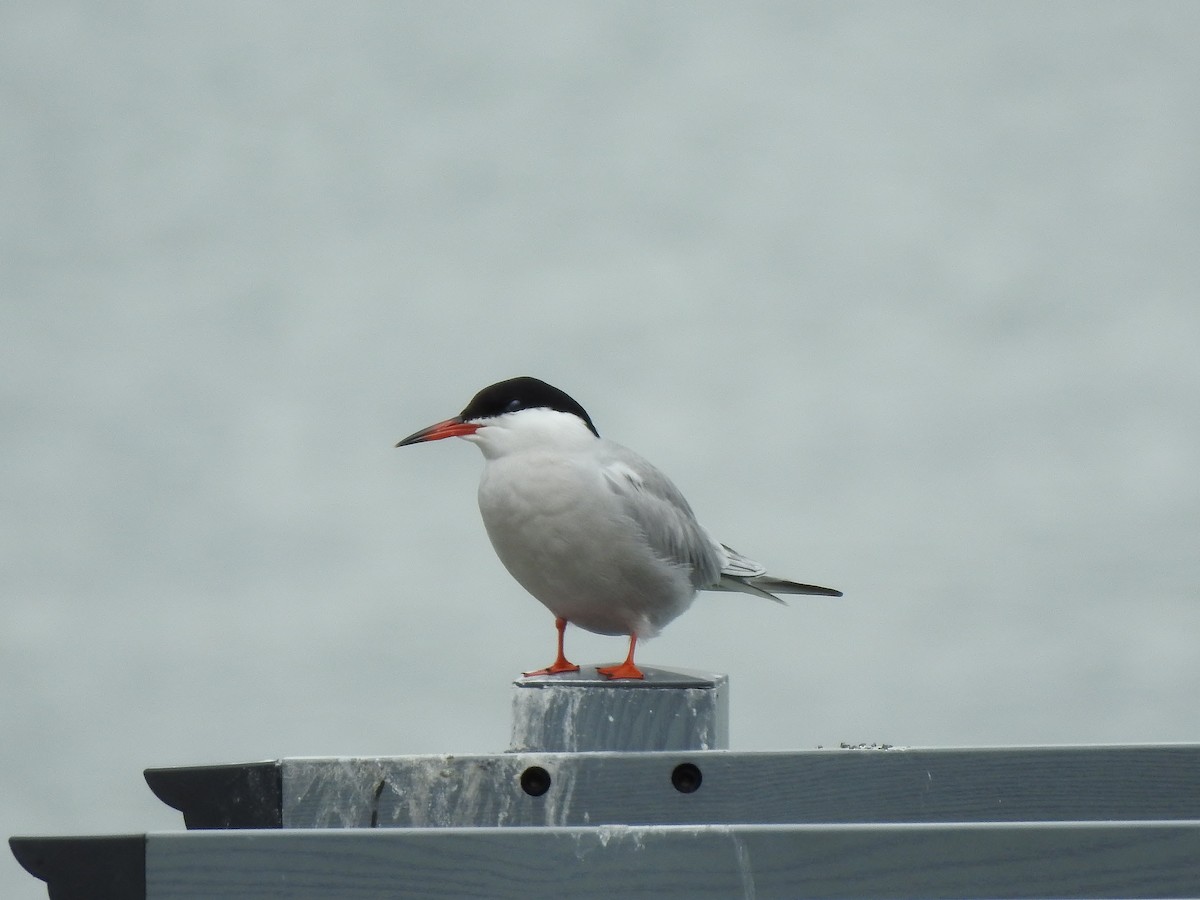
[520,766,552,797]
[671,762,703,794]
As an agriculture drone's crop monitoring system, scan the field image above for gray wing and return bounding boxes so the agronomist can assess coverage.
[600,442,843,602]
[599,444,724,590]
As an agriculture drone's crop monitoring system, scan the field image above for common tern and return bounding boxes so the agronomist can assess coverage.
[396,376,841,679]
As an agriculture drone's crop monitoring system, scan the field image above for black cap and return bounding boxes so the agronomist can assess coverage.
[460,377,599,437]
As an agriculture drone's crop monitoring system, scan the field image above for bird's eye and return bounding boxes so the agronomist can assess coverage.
[504,399,522,412]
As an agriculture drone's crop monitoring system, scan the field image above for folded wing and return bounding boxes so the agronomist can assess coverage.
[600,444,842,602]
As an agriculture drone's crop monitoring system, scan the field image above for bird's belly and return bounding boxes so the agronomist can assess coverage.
[478,459,694,637]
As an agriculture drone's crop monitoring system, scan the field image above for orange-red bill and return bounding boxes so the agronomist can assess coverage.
[395,417,480,447]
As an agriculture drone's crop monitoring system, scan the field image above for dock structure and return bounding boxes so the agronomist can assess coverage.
[10,665,1200,898]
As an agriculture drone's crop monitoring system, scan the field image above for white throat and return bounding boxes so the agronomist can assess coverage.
[464,407,598,460]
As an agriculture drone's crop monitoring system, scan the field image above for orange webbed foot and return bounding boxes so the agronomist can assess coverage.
[597,634,644,679]
[522,659,581,677]
[523,617,580,677]
[596,660,644,680]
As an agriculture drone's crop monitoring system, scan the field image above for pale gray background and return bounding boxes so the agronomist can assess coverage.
[3,2,1199,895]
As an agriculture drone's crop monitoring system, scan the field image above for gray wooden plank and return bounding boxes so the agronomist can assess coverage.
[146,821,1200,899]
[281,744,1200,829]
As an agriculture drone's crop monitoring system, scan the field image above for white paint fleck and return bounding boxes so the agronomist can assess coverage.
[731,831,756,900]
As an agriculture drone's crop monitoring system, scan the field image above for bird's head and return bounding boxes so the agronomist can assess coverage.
[396,376,600,459]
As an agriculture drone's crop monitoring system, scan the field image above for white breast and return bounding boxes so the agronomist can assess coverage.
[476,450,697,637]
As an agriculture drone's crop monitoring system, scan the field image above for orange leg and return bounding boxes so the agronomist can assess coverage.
[597,634,644,680]
[522,617,581,677]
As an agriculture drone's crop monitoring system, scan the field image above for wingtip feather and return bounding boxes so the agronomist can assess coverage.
[749,576,843,598]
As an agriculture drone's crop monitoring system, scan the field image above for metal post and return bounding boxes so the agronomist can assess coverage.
[510,665,729,752]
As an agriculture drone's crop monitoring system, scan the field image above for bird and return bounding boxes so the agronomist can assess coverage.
[395,376,841,680]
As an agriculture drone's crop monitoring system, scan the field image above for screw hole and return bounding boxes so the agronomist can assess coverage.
[671,762,702,794]
[520,766,551,797]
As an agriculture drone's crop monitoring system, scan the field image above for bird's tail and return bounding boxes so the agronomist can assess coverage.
[711,574,843,604]
[712,542,842,603]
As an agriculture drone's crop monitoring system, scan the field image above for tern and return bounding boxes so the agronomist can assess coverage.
[396,376,841,679]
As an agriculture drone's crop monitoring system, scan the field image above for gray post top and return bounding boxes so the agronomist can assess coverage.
[510,666,729,753]
[515,665,726,690]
